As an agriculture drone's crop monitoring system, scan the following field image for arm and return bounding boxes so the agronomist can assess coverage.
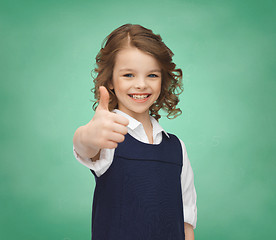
[73,125,100,161]
[73,142,116,177]
[73,86,129,163]
[184,223,194,240]
[179,138,197,229]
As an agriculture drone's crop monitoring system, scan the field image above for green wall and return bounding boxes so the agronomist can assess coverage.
[1,0,275,239]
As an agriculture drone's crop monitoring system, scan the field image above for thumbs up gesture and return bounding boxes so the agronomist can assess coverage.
[83,86,129,151]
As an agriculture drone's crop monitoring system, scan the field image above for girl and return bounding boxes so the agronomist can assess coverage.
[73,24,197,240]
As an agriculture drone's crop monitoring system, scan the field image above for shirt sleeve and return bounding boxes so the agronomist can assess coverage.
[179,139,197,229]
[73,145,115,177]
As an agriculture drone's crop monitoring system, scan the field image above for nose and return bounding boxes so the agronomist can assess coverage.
[134,76,147,89]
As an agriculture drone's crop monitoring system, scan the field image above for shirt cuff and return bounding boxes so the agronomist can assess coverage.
[73,145,113,177]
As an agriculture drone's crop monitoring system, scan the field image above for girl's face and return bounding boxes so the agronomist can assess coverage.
[110,47,162,120]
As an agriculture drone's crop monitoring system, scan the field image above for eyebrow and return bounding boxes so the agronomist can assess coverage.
[119,68,161,72]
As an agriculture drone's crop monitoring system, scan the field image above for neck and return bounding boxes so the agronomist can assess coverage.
[132,112,153,143]
[131,111,152,129]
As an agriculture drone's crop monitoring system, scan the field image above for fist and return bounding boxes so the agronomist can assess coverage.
[84,86,129,150]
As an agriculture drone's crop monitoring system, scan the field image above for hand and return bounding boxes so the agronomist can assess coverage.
[83,86,129,150]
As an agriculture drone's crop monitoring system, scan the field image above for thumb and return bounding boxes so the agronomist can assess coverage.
[97,86,110,111]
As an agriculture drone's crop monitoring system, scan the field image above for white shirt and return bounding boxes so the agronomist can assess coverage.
[73,109,197,229]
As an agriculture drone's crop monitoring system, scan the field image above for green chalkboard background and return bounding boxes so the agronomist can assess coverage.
[1,0,275,239]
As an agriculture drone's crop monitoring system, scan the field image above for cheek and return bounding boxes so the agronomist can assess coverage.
[155,81,162,93]
[156,81,162,98]
[152,82,162,100]
[114,79,129,93]
[112,77,121,91]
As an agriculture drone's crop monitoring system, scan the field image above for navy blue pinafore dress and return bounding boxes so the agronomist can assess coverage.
[90,132,185,240]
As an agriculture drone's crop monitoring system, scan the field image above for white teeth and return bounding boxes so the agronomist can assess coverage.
[130,94,149,99]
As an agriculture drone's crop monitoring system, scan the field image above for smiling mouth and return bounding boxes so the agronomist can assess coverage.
[128,94,151,99]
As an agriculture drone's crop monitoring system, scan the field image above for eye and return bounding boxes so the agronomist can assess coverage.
[148,74,159,78]
[123,73,134,77]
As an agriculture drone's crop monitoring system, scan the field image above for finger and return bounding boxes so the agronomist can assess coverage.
[111,113,129,126]
[104,140,118,149]
[111,123,128,135]
[97,86,110,111]
[107,131,126,143]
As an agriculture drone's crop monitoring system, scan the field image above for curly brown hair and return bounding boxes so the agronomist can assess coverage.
[90,24,184,121]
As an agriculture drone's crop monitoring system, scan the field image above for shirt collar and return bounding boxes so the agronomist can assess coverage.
[112,109,170,139]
